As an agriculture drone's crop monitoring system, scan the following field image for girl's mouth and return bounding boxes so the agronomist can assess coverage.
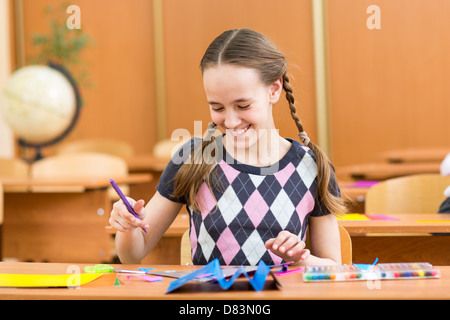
[227,124,251,137]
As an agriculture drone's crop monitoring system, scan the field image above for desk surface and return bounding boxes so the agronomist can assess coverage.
[377,148,448,163]
[0,262,449,300]
[339,213,450,234]
[0,174,152,192]
[336,162,440,180]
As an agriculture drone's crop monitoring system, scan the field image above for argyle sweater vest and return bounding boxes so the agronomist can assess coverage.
[156,135,339,266]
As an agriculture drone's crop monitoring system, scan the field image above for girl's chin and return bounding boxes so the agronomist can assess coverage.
[225,134,258,151]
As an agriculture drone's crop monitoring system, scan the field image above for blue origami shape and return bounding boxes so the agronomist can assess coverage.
[166,259,271,293]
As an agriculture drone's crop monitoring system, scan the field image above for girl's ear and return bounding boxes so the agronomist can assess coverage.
[269,77,283,104]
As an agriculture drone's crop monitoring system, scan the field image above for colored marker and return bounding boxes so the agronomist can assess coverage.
[109,179,147,232]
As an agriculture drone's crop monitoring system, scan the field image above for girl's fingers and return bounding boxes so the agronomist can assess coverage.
[133,199,146,219]
[265,231,309,263]
[110,199,147,231]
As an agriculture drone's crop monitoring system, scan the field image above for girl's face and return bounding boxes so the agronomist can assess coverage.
[202,64,282,154]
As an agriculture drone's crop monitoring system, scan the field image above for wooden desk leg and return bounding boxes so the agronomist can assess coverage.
[4,190,113,263]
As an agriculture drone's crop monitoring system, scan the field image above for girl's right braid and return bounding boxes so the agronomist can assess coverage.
[282,73,310,146]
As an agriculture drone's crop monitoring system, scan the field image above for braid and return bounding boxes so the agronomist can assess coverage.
[282,73,346,215]
[283,73,307,142]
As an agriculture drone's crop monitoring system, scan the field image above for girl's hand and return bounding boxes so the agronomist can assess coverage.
[109,197,149,232]
[265,230,310,264]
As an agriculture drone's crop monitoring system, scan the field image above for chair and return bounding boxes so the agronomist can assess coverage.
[57,138,134,158]
[180,225,352,265]
[152,137,190,159]
[180,229,192,265]
[31,152,129,196]
[365,174,450,214]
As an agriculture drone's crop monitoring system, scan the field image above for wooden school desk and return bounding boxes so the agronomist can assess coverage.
[339,213,450,265]
[140,213,450,265]
[1,174,151,263]
[336,162,441,180]
[0,261,449,300]
[377,148,449,163]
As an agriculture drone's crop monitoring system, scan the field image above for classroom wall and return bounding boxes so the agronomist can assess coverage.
[327,0,450,166]
[19,0,157,155]
[17,0,316,156]
[161,0,317,144]
[11,0,450,165]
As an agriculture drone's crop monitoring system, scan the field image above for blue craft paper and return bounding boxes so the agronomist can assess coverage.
[354,257,379,271]
[165,259,271,293]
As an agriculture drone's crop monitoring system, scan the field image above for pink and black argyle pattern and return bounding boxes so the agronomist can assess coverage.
[156,136,339,266]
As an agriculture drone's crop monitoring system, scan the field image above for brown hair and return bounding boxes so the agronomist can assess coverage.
[172,29,346,215]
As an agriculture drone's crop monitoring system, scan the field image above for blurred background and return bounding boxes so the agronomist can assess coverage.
[0,0,449,168]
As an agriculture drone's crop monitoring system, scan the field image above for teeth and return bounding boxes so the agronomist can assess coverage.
[230,126,249,135]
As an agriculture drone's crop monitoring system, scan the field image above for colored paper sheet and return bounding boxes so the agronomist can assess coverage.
[142,266,259,282]
[82,273,120,287]
[365,214,400,221]
[165,259,274,293]
[126,275,163,282]
[348,181,380,188]
[416,220,450,223]
[337,213,370,221]
[0,273,102,288]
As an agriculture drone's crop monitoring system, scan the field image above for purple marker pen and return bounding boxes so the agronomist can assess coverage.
[109,179,147,232]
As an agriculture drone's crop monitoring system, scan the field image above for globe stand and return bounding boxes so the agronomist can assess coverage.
[18,62,82,163]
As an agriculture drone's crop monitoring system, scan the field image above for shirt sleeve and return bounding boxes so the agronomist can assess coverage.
[155,138,200,204]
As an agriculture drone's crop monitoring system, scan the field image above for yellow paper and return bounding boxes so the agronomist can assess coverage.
[337,213,370,221]
[0,273,102,288]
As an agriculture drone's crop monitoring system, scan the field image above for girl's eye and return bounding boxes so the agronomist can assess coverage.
[210,105,224,111]
[237,104,250,109]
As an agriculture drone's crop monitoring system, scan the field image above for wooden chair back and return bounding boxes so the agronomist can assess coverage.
[365,174,450,214]
[57,138,134,158]
[338,225,352,265]
[30,152,129,196]
[152,137,190,159]
[180,225,352,265]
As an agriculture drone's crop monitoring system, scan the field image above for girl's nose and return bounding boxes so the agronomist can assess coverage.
[224,110,241,129]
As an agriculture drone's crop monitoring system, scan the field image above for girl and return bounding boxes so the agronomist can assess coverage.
[110,29,346,266]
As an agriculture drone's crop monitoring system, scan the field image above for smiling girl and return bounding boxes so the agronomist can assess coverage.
[110,29,346,266]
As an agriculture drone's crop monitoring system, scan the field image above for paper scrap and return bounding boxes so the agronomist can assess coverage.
[348,181,380,188]
[126,275,163,282]
[365,214,400,221]
[165,259,274,293]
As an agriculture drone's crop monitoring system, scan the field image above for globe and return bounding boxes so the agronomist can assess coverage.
[0,64,81,161]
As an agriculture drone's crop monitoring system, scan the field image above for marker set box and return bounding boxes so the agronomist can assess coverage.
[303,263,441,282]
